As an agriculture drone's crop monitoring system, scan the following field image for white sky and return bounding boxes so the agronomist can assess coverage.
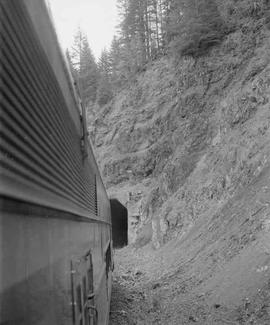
[48,0,118,60]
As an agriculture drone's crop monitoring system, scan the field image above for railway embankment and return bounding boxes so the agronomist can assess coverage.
[109,164,270,324]
[89,4,270,324]
[90,17,270,249]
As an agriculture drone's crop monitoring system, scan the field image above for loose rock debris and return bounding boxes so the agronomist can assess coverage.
[110,241,270,325]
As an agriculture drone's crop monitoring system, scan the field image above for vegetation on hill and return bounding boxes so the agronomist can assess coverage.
[68,0,260,108]
[62,0,270,247]
[65,1,270,324]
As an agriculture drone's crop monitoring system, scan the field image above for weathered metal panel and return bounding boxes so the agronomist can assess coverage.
[0,210,111,325]
[0,1,113,324]
[0,0,100,220]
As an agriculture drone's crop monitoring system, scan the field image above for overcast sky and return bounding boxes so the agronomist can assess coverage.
[48,0,118,60]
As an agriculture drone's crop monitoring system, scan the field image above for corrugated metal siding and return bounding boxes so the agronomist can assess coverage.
[0,0,98,218]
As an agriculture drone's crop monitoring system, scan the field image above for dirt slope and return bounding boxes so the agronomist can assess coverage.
[88,3,270,324]
[110,165,270,324]
[90,12,270,245]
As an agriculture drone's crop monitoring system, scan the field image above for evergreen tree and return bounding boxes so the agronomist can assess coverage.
[96,49,113,106]
[70,28,99,104]
[167,0,226,57]
[75,0,226,105]
[98,49,112,76]
[110,37,122,84]
[115,0,169,76]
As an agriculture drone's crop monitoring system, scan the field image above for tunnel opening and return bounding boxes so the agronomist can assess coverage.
[110,199,128,249]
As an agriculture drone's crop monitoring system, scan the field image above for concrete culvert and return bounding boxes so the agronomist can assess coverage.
[110,199,128,248]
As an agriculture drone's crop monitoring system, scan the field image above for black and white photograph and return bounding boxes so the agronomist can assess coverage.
[1,0,270,324]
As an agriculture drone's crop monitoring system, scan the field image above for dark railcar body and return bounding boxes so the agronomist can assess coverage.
[0,1,113,324]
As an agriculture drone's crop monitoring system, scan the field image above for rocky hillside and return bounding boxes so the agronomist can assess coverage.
[89,5,270,250]
[86,3,270,323]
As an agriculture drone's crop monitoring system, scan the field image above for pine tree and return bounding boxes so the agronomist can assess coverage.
[96,49,113,106]
[70,28,99,104]
[98,49,112,76]
[116,0,169,76]
[110,37,121,84]
[167,0,226,58]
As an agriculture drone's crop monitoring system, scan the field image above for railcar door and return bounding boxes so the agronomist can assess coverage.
[71,251,97,325]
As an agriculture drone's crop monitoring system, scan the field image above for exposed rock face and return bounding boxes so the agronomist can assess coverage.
[88,17,270,248]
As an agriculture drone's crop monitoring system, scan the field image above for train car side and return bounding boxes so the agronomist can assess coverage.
[0,1,113,324]
[0,203,112,325]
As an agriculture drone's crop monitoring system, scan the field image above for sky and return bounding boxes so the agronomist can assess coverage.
[48,0,119,60]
